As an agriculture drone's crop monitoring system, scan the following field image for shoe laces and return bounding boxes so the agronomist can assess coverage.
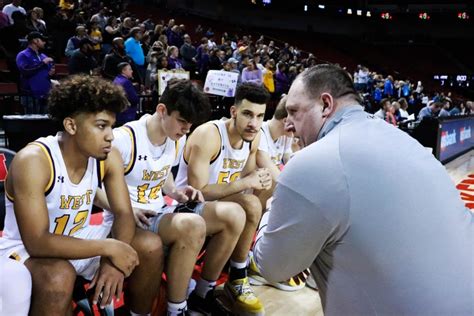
[235,278,255,297]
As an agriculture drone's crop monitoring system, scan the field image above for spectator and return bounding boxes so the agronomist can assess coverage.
[207,47,219,70]
[64,25,87,58]
[398,98,410,120]
[385,103,397,126]
[384,75,394,97]
[102,37,138,81]
[241,59,263,85]
[438,99,451,117]
[418,100,443,121]
[2,0,25,24]
[167,45,183,70]
[275,62,290,96]
[102,16,121,55]
[90,7,108,30]
[180,33,197,73]
[87,21,103,60]
[0,11,28,83]
[0,0,9,29]
[68,38,98,75]
[374,98,390,120]
[227,57,241,83]
[125,27,145,81]
[167,24,183,48]
[26,8,46,34]
[114,62,138,125]
[16,31,54,114]
[262,59,275,93]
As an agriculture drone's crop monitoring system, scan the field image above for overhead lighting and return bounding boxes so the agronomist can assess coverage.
[318,4,325,9]
[366,11,371,17]
[304,4,308,12]
[357,10,362,16]
[347,8,352,15]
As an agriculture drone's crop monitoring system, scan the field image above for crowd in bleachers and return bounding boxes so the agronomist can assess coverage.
[0,0,472,121]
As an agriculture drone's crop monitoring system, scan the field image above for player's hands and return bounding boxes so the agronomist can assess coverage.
[104,239,139,277]
[132,207,156,229]
[245,168,272,190]
[42,57,54,65]
[89,258,124,309]
[168,186,204,203]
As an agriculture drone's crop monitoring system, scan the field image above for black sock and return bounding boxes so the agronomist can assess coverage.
[229,266,247,281]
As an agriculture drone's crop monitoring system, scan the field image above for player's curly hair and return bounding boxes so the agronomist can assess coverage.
[48,75,128,125]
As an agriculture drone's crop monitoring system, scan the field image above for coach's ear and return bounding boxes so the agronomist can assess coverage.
[320,92,335,118]
[63,117,77,135]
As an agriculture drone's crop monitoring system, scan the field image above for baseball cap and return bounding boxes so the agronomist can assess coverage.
[227,58,239,64]
[27,31,47,42]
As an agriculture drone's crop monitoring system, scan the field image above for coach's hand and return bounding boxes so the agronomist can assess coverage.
[90,258,125,309]
[245,168,273,190]
[104,239,139,277]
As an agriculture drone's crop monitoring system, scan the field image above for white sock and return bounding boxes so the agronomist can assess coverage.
[195,278,217,298]
[230,259,247,269]
[167,300,187,315]
[130,311,150,316]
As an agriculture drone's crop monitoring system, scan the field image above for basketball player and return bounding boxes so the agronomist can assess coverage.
[175,83,272,315]
[254,64,473,315]
[249,95,310,292]
[97,80,246,315]
[0,75,163,316]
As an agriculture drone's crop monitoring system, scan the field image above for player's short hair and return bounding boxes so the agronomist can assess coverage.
[274,95,288,120]
[159,79,211,124]
[234,82,270,106]
[48,75,128,125]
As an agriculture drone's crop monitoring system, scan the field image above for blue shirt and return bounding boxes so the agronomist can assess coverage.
[124,38,144,66]
[16,47,52,97]
[418,105,434,120]
[384,79,393,96]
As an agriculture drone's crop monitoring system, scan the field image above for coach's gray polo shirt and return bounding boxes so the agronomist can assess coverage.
[254,105,473,315]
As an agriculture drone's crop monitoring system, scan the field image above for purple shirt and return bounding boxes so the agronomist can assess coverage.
[16,47,52,97]
[113,74,139,124]
[241,68,263,85]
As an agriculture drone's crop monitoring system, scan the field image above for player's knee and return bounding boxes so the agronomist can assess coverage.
[34,259,75,296]
[220,202,246,233]
[176,214,206,248]
[133,230,164,262]
[240,194,263,225]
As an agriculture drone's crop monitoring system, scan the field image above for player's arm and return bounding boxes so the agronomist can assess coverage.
[9,146,136,271]
[102,148,135,244]
[256,150,280,181]
[186,125,254,200]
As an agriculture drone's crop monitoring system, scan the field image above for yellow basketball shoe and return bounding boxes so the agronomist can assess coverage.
[224,277,264,316]
[248,252,308,292]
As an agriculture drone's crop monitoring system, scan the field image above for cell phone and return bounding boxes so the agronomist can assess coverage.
[174,201,199,213]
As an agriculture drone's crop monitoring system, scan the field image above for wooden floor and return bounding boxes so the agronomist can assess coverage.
[445,150,473,185]
[252,284,323,316]
[232,150,474,316]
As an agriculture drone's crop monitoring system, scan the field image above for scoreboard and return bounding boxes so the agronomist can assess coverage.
[433,74,472,88]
